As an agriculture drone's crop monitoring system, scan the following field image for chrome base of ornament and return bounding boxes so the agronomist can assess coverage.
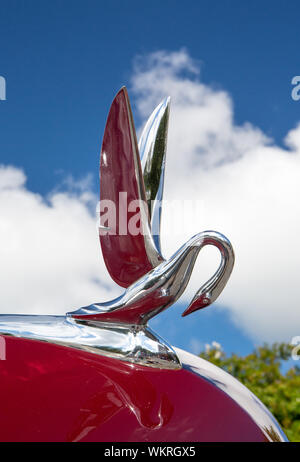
[0,315,181,370]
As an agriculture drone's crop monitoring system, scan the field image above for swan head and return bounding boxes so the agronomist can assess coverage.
[182,293,211,317]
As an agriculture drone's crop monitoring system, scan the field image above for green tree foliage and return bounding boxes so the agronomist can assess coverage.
[199,342,300,442]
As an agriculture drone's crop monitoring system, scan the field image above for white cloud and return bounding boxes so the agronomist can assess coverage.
[131,49,300,343]
[0,165,119,315]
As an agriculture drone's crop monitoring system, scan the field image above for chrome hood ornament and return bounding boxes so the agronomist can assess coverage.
[0,87,234,369]
[69,87,235,325]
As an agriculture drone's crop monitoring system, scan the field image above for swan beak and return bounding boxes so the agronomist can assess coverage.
[181,295,211,317]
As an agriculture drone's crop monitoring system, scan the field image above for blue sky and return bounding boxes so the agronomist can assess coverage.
[1,0,300,194]
[1,1,300,358]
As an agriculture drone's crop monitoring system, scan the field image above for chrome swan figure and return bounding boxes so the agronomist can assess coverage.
[69,88,235,325]
[0,87,235,369]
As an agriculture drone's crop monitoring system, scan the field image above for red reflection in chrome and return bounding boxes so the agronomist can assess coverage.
[99,87,158,288]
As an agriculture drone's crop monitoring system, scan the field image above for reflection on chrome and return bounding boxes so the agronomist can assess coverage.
[0,315,181,369]
[139,96,170,255]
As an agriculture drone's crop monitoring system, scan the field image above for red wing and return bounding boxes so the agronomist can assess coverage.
[99,87,162,288]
